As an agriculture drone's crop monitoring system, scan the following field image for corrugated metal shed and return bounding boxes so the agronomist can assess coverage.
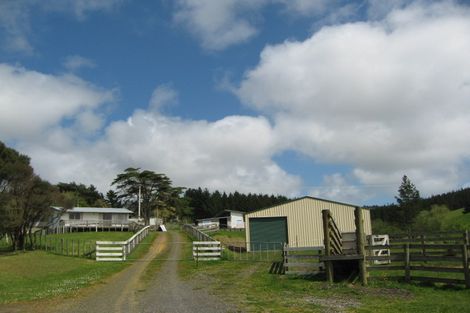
[245,196,372,248]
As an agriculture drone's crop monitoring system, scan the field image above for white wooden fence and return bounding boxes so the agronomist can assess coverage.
[370,234,391,265]
[193,241,222,261]
[96,226,150,261]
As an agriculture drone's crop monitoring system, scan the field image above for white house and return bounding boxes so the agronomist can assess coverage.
[197,210,245,229]
[61,207,132,226]
[43,207,132,230]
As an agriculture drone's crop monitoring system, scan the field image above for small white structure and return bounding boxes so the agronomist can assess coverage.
[370,234,391,265]
[197,210,245,229]
[58,207,132,228]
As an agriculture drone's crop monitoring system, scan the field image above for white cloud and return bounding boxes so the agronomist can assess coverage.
[174,0,266,50]
[148,84,179,112]
[310,173,363,204]
[172,0,355,51]
[0,1,33,54]
[1,64,301,196]
[20,111,301,196]
[63,55,96,72]
[237,2,470,197]
[275,0,327,16]
[0,63,113,140]
[45,0,124,19]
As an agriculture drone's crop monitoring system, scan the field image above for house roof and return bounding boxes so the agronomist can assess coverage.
[197,210,245,221]
[244,196,363,216]
[58,207,133,214]
[215,210,244,217]
[197,217,220,222]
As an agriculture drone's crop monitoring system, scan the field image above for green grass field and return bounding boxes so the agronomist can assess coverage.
[442,209,470,230]
[32,231,135,258]
[210,229,246,247]
[0,231,157,304]
[179,232,470,313]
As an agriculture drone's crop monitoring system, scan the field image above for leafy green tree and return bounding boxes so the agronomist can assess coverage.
[112,168,182,224]
[56,182,105,207]
[413,205,455,232]
[106,190,122,207]
[395,175,421,230]
[0,141,59,250]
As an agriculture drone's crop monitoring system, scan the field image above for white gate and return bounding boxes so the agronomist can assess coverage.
[371,234,391,265]
[192,241,221,261]
[96,226,150,261]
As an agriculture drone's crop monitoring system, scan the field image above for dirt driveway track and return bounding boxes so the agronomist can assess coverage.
[0,231,240,313]
[138,232,238,313]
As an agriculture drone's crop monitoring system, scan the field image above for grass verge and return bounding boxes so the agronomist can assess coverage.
[178,233,470,313]
[0,231,157,304]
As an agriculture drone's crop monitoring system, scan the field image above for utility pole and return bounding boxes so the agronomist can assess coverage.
[138,185,141,220]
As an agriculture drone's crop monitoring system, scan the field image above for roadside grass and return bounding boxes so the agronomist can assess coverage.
[178,233,470,313]
[0,231,157,304]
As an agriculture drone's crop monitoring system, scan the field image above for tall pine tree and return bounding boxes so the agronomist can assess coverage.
[395,175,421,230]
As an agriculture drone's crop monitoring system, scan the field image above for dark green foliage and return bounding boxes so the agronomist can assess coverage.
[395,175,421,229]
[422,188,470,211]
[184,187,289,220]
[57,182,106,207]
[105,190,122,207]
[370,180,470,232]
[0,141,59,250]
[111,168,185,224]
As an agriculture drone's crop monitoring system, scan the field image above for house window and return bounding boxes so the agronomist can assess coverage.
[69,212,81,220]
[115,214,126,221]
[103,213,112,221]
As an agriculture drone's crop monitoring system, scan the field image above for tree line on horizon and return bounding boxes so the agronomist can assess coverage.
[2,139,470,249]
[0,141,288,249]
[369,175,470,233]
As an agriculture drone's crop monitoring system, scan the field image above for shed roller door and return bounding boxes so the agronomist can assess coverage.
[249,217,287,251]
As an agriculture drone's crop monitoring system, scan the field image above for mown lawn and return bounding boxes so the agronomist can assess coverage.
[179,232,470,313]
[33,231,134,257]
[0,231,157,304]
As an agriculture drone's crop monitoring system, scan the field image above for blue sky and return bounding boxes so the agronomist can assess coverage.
[1,0,470,205]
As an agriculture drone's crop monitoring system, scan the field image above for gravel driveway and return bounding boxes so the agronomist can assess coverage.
[0,231,239,313]
[138,232,239,313]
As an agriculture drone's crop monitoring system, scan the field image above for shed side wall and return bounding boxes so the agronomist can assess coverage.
[245,198,372,247]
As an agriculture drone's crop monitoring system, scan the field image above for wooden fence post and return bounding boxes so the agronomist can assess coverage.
[405,243,411,282]
[322,210,334,283]
[463,244,469,289]
[421,234,426,258]
[354,207,367,286]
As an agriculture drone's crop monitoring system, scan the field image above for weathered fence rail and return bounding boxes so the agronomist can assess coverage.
[33,234,95,258]
[367,231,470,288]
[96,226,151,261]
[183,224,217,242]
[283,245,323,275]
